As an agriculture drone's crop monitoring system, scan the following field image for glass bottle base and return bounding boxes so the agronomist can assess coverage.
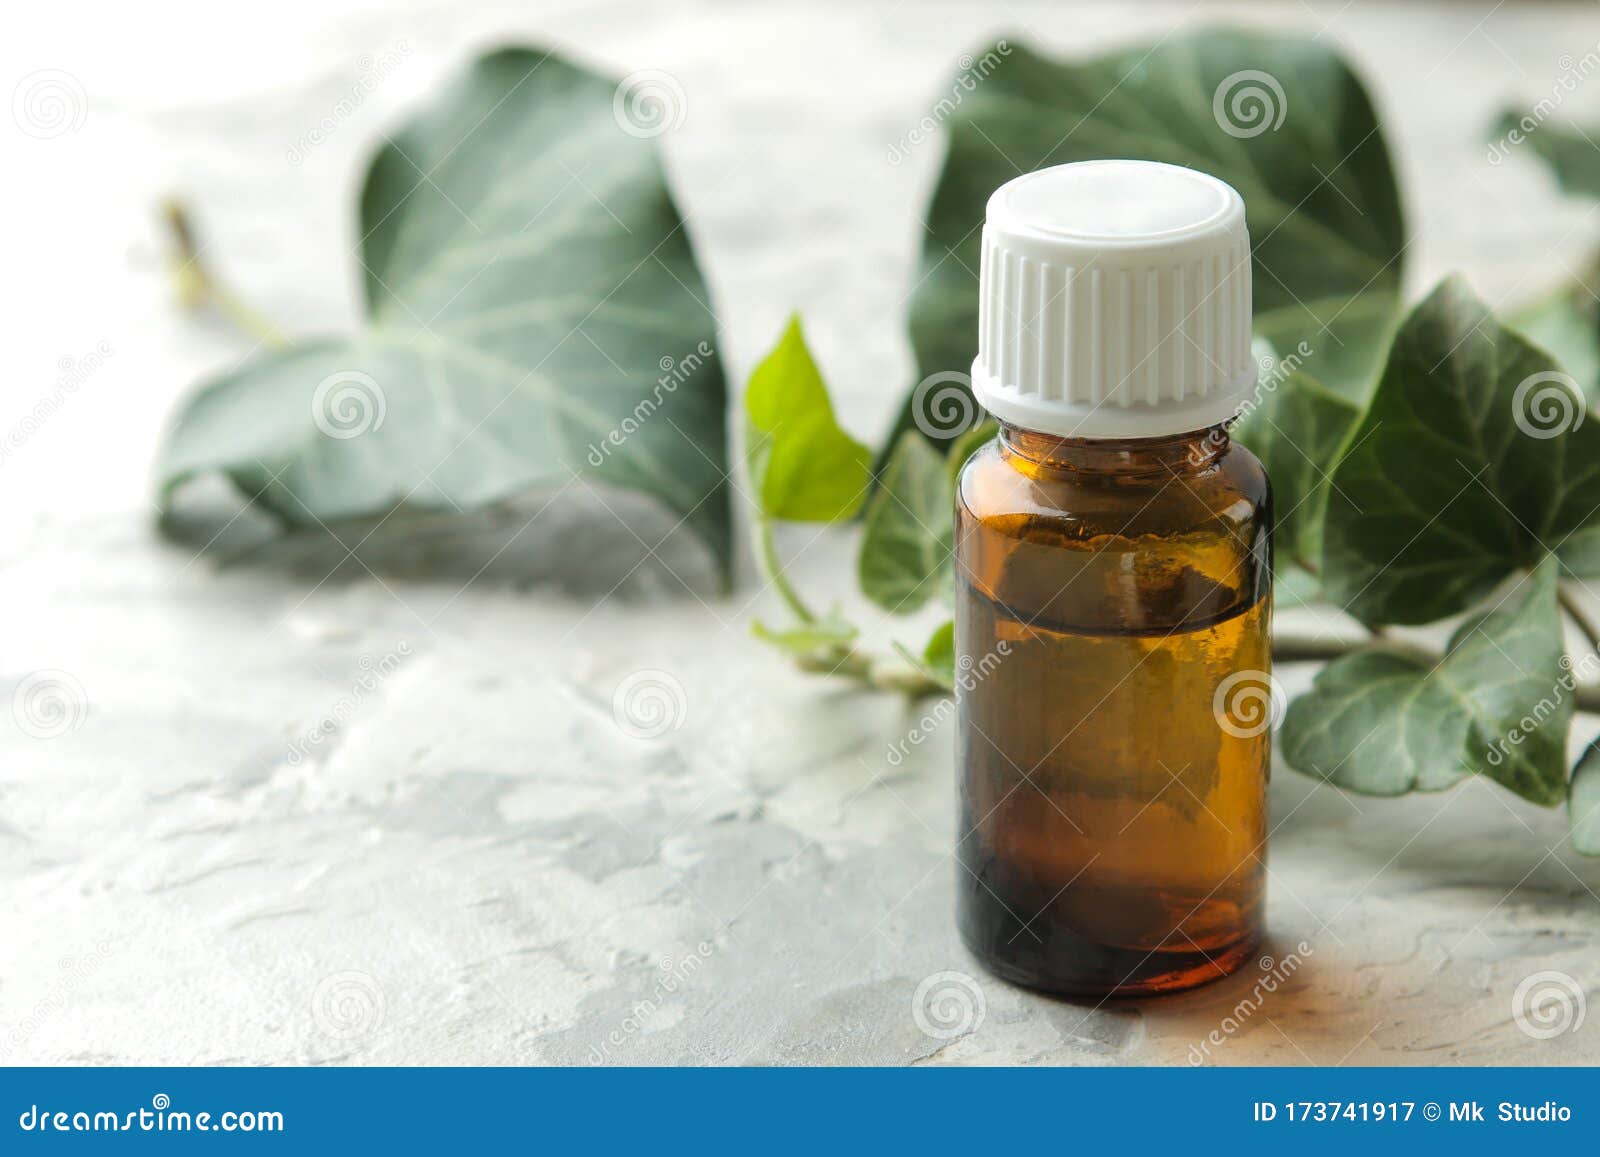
[959,924,1260,999]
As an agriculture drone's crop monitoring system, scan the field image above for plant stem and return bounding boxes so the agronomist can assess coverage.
[162,199,290,349]
[754,515,818,624]
[752,515,947,695]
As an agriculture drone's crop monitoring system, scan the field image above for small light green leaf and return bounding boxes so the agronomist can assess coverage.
[1492,110,1600,200]
[745,317,873,522]
[859,431,954,613]
[1233,369,1361,571]
[1321,277,1600,625]
[751,612,857,658]
[1570,740,1600,855]
[159,48,732,572]
[893,28,1408,449]
[923,620,955,682]
[946,421,997,487]
[1282,562,1570,805]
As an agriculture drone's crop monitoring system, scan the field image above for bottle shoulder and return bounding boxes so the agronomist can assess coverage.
[957,434,1270,540]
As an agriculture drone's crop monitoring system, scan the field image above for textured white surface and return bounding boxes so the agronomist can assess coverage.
[4,0,1600,1065]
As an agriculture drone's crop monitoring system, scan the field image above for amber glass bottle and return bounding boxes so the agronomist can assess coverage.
[955,423,1270,995]
[954,160,1271,996]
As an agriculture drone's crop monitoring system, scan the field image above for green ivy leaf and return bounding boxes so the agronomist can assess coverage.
[751,612,858,659]
[946,421,997,487]
[859,431,953,613]
[1570,740,1600,855]
[1233,369,1361,571]
[923,619,955,676]
[1492,110,1600,199]
[159,48,732,572]
[1282,562,1570,805]
[893,27,1407,452]
[1508,270,1600,408]
[745,317,873,522]
[1321,277,1600,625]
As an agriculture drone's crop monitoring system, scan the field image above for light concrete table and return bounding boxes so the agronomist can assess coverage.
[3,0,1599,1064]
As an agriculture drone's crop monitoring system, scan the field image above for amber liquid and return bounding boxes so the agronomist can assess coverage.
[955,425,1270,996]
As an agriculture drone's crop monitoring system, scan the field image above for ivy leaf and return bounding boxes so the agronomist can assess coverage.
[1571,740,1600,855]
[946,421,997,487]
[1492,110,1600,199]
[1282,562,1570,805]
[159,48,732,572]
[1232,369,1361,571]
[745,317,873,522]
[922,620,955,677]
[859,431,953,612]
[751,612,858,659]
[894,27,1407,452]
[1508,270,1600,408]
[1320,277,1600,625]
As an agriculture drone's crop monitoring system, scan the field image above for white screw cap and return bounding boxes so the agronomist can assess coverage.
[972,159,1254,440]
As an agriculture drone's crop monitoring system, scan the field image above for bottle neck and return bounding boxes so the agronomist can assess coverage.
[998,421,1228,478]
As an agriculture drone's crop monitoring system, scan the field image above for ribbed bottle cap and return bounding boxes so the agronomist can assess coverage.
[972,160,1254,439]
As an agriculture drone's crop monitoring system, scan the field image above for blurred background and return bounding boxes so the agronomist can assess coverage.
[4,0,1600,1066]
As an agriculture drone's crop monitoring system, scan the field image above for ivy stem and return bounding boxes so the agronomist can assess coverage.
[161,199,290,350]
[752,514,947,696]
[754,514,818,625]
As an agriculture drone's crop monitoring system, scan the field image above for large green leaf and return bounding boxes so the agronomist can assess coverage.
[1282,562,1570,806]
[1232,368,1360,571]
[744,317,873,522]
[895,27,1407,452]
[1493,110,1600,199]
[159,48,731,571]
[1321,277,1600,625]
[1508,270,1600,408]
[858,431,953,612]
